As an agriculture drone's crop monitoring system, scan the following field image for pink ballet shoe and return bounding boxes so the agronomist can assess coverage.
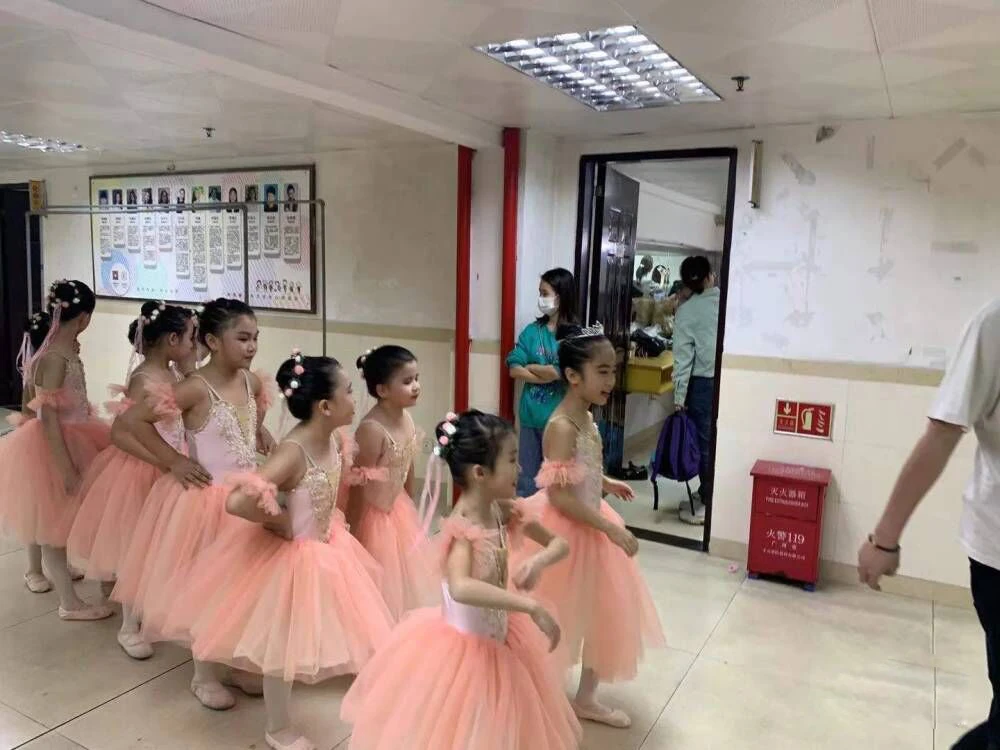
[117,630,154,660]
[572,701,632,729]
[69,567,84,581]
[221,669,264,696]
[24,572,52,593]
[190,680,236,711]
[265,731,317,750]
[58,603,114,621]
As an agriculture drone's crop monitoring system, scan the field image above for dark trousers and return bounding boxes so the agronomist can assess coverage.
[685,376,715,504]
[516,426,544,498]
[954,558,1000,750]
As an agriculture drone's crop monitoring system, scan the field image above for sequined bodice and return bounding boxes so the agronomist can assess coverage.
[359,416,419,511]
[573,415,605,510]
[187,374,257,478]
[284,441,343,543]
[441,503,509,642]
[60,356,93,424]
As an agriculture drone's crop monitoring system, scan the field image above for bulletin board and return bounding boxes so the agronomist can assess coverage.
[89,165,316,312]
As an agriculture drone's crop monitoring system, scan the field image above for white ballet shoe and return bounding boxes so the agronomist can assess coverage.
[24,572,52,593]
[572,701,632,729]
[117,630,154,660]
[190,680,236,711]
[265,731,317,750]
[221,669,264,696]
[58,603,114,621]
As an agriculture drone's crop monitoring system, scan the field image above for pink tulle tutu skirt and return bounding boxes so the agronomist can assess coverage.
[525,496,665,682]
[168,519,393,682]
[0,418,110,547]
[353,493,437,620]
[67,446,162,581]
[112,476,240,641]
[341,608,582,750]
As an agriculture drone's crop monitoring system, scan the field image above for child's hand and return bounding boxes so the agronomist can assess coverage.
[513,556,544,591]
[604,478,635,501]
[257,426,276,456]
[63,465,81,496]
[530,604,561,652]
[170,456,212,489]
[607,524,639,557]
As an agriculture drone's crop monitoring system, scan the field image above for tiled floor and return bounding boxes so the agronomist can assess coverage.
[0,533,989,749]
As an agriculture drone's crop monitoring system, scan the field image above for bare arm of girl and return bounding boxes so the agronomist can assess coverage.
[34,355,78,494]
[446,535,561,651]
[498,498,569,591]
[352,421,387,509]
[225,442,300,534]
[110,377,170,468]
[248,371,276,455]
[544,419,639,557]
[117,377,211,488]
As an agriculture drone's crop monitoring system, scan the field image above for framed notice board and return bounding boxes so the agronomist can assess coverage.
[89,164,316,312]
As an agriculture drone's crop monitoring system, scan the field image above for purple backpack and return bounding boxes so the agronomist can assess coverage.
[652,411,700,483]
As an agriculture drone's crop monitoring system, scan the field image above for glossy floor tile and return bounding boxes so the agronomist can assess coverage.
[0,538,988,749]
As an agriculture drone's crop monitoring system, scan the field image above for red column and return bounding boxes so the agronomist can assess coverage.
[455,146,474,415]
[499,127,521,421]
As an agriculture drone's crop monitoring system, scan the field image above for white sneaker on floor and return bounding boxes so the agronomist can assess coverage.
[679,500,706,526]
[677,492,702,512]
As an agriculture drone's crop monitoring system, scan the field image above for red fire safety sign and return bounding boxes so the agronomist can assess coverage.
[774,401,834,440]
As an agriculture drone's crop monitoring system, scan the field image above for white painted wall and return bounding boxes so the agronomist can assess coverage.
[634,182,724,252]
[543,114,1000,588]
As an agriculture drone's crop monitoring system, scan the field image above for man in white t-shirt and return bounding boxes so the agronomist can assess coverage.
[859,298,1000,750]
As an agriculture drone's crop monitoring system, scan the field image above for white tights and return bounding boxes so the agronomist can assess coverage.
[41,545,87,610]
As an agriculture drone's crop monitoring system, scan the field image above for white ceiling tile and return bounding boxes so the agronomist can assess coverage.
[775,0,876,51]
[881,51,977,86]
[868,0,993,50]
[333,0,495,42]
[632,0,854,40]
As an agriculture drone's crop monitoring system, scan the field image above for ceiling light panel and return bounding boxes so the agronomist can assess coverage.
[0,131,89,153]
[475,25,719,112]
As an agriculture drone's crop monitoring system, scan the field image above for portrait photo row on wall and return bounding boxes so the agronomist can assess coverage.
[90,165,315,313]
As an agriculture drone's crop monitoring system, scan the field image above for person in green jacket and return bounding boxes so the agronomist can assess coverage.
[507,268,578,496]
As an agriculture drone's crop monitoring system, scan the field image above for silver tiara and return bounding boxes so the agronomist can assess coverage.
[570,321,605,339]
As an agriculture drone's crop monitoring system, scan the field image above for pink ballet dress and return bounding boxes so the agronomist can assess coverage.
[166,439,393,682]
[67,373,185,582]
[341,502,582,750]
[0,353,110,547]
[112,372,261,642]
[351,416,436,619]
[524,413,665,683]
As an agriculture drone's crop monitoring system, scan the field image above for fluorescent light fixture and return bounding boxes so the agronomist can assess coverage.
[475,25,719,111]
[0,130,89,153]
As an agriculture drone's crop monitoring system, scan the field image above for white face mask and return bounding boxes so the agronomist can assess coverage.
[538,296,559,316]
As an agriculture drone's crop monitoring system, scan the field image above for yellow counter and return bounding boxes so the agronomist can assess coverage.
[625,351,674,395]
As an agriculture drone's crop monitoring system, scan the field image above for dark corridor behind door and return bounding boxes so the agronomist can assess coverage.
[0,185,42,411]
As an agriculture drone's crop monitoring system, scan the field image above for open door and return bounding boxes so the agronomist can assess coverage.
[588,166,640,477]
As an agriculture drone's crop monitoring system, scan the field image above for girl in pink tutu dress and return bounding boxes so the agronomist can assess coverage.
[341,409,581,750]
[0,280,112,621]
[66,301,197,659]
[522,326,665,730]
[349,345,435,619]
[112,297,274,710]
[174,351,393,750]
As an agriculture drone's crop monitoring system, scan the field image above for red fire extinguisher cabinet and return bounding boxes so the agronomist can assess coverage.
[747,460,832,591]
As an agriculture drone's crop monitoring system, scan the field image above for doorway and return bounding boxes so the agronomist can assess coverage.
[0,184,42,419]
[574,148,737,551]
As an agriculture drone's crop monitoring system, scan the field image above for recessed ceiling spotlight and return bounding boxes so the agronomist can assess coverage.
[475,25,719,111]
[0,130,89,153]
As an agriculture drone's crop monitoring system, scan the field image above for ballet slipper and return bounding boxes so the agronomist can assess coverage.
[190,680,236,711]
[265,731,317,750]
[24,572,52,593]
[572,701,632,729]
[222,669,264,696]
[69,567,84,581]
[58,603,114,621]
[117,631,154,660]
